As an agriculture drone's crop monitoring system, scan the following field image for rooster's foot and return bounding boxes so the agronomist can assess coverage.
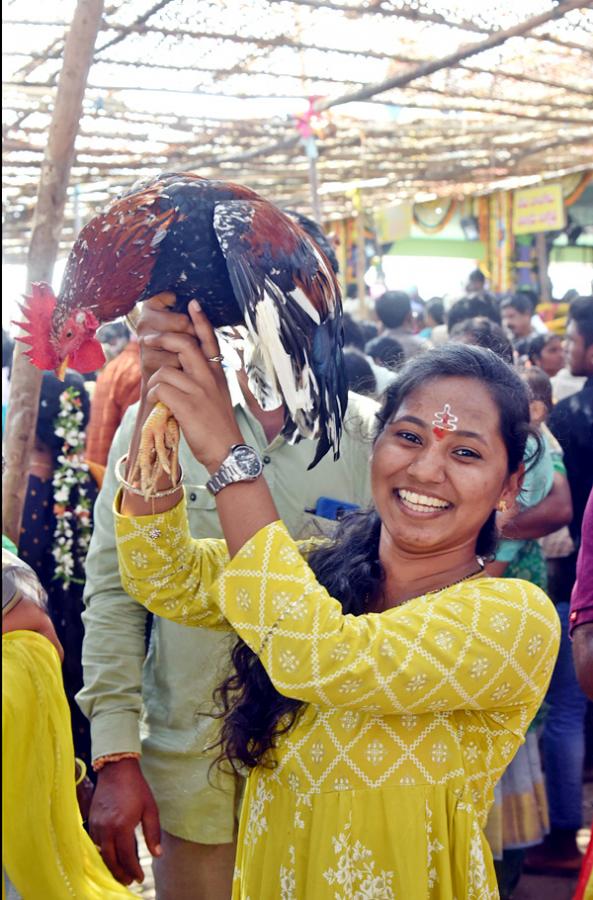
[129,402,180,500]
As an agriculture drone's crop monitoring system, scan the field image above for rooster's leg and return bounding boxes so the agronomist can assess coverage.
[127,293,180,499]
[130,401,180,500]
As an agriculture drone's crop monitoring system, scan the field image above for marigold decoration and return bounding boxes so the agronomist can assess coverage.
[51,387,92,587]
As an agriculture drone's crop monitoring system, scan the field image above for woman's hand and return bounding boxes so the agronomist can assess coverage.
[144,301,244,473]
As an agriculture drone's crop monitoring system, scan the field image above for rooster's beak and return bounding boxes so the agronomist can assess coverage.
[56,356,70,381]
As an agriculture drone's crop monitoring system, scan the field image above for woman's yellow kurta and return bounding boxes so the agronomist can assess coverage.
[115,498,560,900]
[2,630,133,899]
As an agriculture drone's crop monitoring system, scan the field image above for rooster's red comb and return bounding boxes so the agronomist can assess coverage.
[13,282,59,371]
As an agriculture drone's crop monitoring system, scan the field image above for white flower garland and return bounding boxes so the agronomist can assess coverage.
[51,387,92,588]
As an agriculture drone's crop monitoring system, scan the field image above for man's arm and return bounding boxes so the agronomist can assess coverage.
[79,406,149,763]
[572,623,593,700]
[78,406,161,885]
[500,471,573,541]
[570,491,593,700]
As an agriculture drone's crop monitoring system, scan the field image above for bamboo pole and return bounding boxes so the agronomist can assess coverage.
[352,190,367,317]
[535,234,552,303]
[308,153,322,224]
[2,0,104,546]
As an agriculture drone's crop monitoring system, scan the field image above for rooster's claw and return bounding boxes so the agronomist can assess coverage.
[129,402,180,500]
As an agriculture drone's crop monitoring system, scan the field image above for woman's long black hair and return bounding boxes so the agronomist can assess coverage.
[212,343,538,773]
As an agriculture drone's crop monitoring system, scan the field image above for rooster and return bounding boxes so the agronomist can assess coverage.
[18,173,347,497]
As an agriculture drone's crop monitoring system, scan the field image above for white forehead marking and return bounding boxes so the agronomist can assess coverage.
[432,404,459,431]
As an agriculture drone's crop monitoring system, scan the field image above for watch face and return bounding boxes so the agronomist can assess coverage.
[232,444,262,477]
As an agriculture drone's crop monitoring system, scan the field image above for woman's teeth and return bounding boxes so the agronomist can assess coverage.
[397,489,450,511]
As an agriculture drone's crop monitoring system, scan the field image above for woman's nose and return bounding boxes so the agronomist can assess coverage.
[406,445,447,483]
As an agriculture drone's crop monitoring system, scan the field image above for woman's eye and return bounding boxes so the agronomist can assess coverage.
[396,430,421,444]
[453,447,481,459]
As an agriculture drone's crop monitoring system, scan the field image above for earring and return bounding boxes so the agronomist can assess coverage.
[497,500,508,512]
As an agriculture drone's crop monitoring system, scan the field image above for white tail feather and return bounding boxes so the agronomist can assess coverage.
[254,292,317,420]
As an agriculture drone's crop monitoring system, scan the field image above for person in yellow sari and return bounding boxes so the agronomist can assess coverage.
[2,548,133,899]
[115,304,561,899]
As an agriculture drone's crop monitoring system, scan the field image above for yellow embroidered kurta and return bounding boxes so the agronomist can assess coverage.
[115,498,560,900]
[2,631,133,899]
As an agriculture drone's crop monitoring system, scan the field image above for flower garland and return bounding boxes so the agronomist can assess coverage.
[51,387,92,588]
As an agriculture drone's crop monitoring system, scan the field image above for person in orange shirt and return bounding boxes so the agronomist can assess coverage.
[86,324,142,475]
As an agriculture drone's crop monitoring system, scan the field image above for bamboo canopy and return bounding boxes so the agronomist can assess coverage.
[3,0,593,263]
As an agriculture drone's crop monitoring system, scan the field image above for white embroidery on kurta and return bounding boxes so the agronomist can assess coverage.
[425,801,445,890]
[280,846,297,900]
[490,612,509,632]
[431,742,449,764]
[322,814,395,899]
[243,777,274,848]
[340,710,360,731]
[465,742,479,762]
[491,681,511,701]
[434,630,454,650]
[331,642,350,661]
[467,820,497,899]
[279,649,299,672]
[311,742,325,763]
[406,673,428,692]
[469,658,489,678]
[130,550,149,569]
[401,714,418,729]
[365,740,386,765]
[236,588,251,610]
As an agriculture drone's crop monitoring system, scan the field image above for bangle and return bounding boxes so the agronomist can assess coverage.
[74,758,87,786]
[92,751,141,773]
[115,454,184,499]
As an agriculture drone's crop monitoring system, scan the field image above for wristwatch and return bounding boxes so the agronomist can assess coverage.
[206,443,264,495]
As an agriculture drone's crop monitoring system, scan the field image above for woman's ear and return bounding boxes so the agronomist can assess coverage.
[499,464,524,510]
[529,399,546,425]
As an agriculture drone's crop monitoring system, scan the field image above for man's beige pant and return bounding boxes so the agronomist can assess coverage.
[154,830,236,900]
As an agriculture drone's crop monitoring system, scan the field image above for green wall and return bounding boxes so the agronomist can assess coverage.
[386,239,592,263]
[386,238,485,259]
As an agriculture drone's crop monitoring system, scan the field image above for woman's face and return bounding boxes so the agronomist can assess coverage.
[536,337,564,377]
[371,377,520,557]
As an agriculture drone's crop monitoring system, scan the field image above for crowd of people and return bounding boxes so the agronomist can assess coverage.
[2,265,592,899]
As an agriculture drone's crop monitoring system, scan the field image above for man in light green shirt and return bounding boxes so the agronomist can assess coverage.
[78,367,378,899]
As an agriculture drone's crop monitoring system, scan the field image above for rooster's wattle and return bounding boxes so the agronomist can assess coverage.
[18,173,347,496]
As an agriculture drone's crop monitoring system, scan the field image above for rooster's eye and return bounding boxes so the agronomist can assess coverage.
[65,330,73,338]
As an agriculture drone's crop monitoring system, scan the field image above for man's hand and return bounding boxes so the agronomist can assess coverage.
[125,295,197,481]
[76,772,95,823]
[144,302,241,473]
[89,757,161,885]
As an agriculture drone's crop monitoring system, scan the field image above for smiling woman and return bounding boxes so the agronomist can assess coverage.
[114,319,560,900]
[370,373,526,586]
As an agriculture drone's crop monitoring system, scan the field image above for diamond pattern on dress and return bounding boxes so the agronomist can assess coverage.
[115,502,561,898]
